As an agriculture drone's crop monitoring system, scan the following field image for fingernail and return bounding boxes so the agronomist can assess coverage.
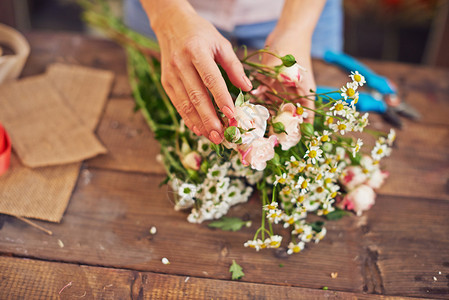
[209,130,223,144]
[243,75,252,89]
[193,126,201,136]
[222,106,234,119]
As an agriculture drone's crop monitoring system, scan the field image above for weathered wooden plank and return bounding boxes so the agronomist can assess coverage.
[0,169,365,293]
[367,116,449,201]
[1,168,449,298]
[360,194,449,299]
[22,32,129,99]
[86,98,165,174]
[0,256,412,300]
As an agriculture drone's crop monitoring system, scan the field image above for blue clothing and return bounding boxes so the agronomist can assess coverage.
[123,0,343,58]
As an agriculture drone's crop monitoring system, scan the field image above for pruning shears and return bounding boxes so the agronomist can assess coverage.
[316,51,420,128]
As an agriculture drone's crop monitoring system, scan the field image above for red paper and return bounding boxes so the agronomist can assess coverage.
[0,123,11,175]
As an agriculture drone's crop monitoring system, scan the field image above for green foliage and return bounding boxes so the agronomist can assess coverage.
[272,122,286,134]
[310,220,325,233]
[235,90,245,107]
[229,260,245,280]
[326,208,351,221]
[208,217,249,232]
[301,123,314,137]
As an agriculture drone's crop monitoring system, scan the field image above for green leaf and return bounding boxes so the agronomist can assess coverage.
[208,217,248,232]
[224,126,238,143]
[229,260,245,280]
[272,122,286,134]
[235,90,244,107]
[326,208,350,221]
[300,123,314,137]
[211,143,222,157]
[310,221,325,233]
[281,54,296,67]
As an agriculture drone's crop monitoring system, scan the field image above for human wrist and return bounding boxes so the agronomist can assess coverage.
[141,0,196,33]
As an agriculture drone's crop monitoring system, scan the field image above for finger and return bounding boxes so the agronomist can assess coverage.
[215,42,252,92]
[191,50,235,120]
[179,63,224,144]
[170,78,207,137]
[163,83,195,131]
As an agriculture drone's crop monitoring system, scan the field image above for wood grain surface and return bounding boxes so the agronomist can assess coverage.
[0,32,448,299]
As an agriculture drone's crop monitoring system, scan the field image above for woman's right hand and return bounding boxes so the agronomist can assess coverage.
[145,2,253,144]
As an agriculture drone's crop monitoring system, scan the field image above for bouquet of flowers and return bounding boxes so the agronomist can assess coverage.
[82,2,394,254]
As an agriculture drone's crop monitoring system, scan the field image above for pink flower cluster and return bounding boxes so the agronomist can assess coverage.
[224,99,306,171]
[338,156,389,216]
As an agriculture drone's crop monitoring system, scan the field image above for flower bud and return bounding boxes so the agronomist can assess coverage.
[277,63,305,88]
[182,151,202,171]
[224,126,242,144]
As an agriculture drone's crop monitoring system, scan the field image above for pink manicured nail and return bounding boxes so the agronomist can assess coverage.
[222,106,234,119]
[243,75,252,89]
[209,130,223,144]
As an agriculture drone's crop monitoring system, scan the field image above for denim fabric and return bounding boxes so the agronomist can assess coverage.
[123,0,343,58]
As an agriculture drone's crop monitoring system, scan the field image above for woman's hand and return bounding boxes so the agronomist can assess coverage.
[263,30,316,123]
[146,3,252,144]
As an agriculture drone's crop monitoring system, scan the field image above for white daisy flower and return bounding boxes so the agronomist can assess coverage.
[350,71,366,87]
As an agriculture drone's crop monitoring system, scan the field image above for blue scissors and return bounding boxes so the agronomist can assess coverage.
[316,51,420,128]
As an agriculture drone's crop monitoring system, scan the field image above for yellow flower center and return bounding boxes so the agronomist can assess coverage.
[316,173,322,181]
[346,88,355,97]
[321,135,329,142]
[278,178,286,184]
[282,187,291,195]
[316,186,324,193]
[330,167,337,173]
[354,74,362,82]
[354,96,359,104]
[293,245,302,253]
[287,218,295,224]
[270,240,280,248]
[335,103,344,111]
[297,195,305,203]
[309,150,317,158]
[291,161,299,168]
[296,106,304,115]
[327,117,334,124]
[338,123,347,131]
[376,148,383,155]
[330,191,337,198]
[300,180,308,189]
[325,178,332,185]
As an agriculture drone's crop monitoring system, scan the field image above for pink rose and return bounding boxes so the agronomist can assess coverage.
[269,103,303,150]
[229,102,270,145]
[366,169,389,189]
[340,166,367,191]
[238,136,277,171]
[340,184,376,216]
[277,63,305,88]
[182,151,202,171]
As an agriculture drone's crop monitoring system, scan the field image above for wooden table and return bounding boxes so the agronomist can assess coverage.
[1,32,448,299]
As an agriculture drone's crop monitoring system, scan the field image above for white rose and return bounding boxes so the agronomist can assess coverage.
[340,166,367,191]
[269,103,302,150]
[366,169,389,189]
[277,63,305,88]
[238,136,277,171]
[341,184,376,216]
[229,102,270,145]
